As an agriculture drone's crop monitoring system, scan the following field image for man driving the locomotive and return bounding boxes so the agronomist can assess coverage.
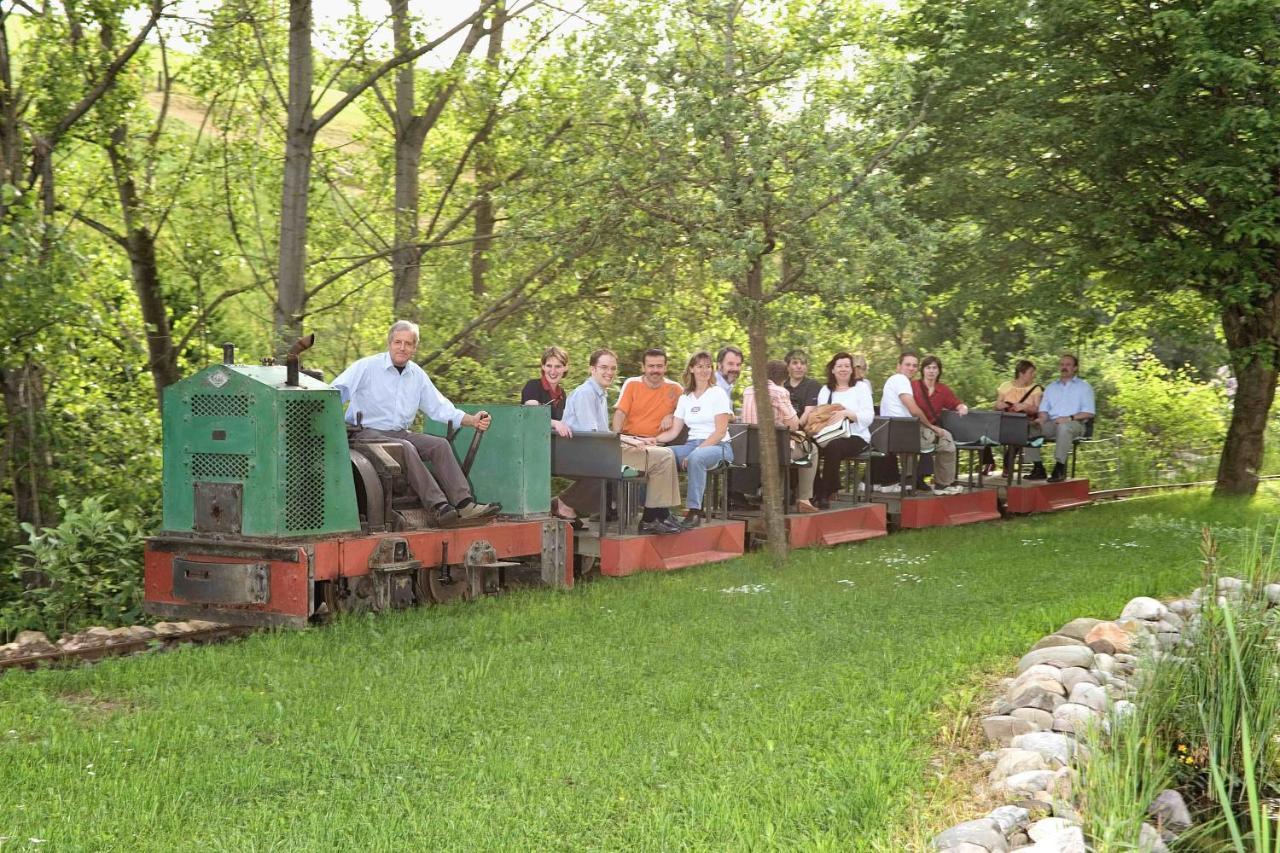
[332,320,500,527]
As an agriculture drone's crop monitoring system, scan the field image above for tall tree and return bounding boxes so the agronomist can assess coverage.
[578,0,926,561]
[904,0,1280,495]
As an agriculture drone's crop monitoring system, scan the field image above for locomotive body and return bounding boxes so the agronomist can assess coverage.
[144,358,572,628]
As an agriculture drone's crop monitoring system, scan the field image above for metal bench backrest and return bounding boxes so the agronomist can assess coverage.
[551,431,625,478]
[939,410,1005,446]
[870,416,921,454]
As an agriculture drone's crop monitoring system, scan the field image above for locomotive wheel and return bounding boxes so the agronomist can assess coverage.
[421,566,472,605]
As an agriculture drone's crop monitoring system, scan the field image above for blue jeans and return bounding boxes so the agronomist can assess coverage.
[670,441,733,510]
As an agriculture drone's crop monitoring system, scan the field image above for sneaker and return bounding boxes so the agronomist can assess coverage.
[432,503,462,527]
[459,501,502,519]
[639,519,680,536]
[877,483,902,495]
[1048,463,1067,483]
[1025,463,1048,481]
[941,484,966,495]
[680,510,703,529]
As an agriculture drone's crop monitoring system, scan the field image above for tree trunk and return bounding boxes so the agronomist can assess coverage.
[470,1,505,299]
[2,358,53,529]
[390,0,422,317]
[274,0,316,352]
[744,257,788,564]
[106,136,180,406]
[1215,293,1280,496]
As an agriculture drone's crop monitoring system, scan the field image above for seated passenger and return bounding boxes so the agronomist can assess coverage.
[656,352,734,528]
[783,349,822,423]
[559,348,682,535]
[1036,354,1095,482]
[880,351,961,495]
[912,355,969,492]
[714,345,744,401]
[811,352,873,508]
[994,359,1045,479]
[521,345,572,438]
[613,348,683,441]
[742,359,819,513]
[333,320,500,527]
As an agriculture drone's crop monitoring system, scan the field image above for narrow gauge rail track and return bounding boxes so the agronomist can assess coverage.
[5,476,1276,673]
[0,624,256,672]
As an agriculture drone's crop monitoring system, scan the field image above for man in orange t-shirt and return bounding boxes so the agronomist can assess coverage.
[612,348,683,440]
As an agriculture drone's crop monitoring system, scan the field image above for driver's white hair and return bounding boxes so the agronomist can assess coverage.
[388,320,420,346]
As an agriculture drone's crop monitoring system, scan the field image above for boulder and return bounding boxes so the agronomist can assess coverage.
[0,642,22,660]
[1120,596,1167,622]
[125,626,157,640]
[1054,617,1102,641]
[1086,638,1115,656]
[1016,798,1053,819]
[1008,682,1066,712]
[1147,789,1192,834]
[1264,583,1280,605]
[1139,822,1170,852]
[1001,769,1056,795]
[1059,667,1097,693]
[1167,598,1196,617]
[983,715,1038,746]
[1027,818,1086,852]
[1012,732,1076,768]
[990,748,1049,783]
[1067,682,1107,713]
[1011,665,1067,690]
[1031,634,1086,651]
[152,622,186,637]
[1052,702,1100,735]
[1010,707,1054,731]
[932,818,1007,851]
[15,630,50,646]
[1094,653,1119,675]
[1017,645,1095,673]
[987,805,1031,835]
[1084,622,1136,654]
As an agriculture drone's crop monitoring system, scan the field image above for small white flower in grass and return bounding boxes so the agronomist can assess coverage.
[721,583,768,594]
[28,839,45,845]
[837,579,855,586]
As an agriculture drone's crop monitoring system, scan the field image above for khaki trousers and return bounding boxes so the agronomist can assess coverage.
[621,445,679,508]
[919,425,957,487]
[1046,419,1087,464]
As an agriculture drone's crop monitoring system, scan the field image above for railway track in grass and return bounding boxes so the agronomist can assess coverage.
[0,624,257,672]
[5,476,1276,673]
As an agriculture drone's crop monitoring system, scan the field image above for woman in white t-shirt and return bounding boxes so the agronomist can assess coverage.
[656,351,734,528]
[813,352,874,508]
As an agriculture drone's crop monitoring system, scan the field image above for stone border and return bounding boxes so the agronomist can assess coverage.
[933,579,1280,852]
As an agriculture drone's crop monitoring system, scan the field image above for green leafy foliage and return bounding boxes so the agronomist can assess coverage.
[1,497,144,638]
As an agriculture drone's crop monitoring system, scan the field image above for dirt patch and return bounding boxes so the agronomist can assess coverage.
[57,691,139,720]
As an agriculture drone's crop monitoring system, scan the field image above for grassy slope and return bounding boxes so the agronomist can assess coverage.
[1,487,1276,851]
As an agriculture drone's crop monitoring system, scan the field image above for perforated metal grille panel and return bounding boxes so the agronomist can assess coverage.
[191,452,250,480]
[285,398,326,531]
[191,394,251,418]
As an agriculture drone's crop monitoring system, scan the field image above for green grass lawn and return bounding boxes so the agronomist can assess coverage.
[2,487,1277,851]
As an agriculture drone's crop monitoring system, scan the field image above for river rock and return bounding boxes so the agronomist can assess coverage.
[1067,682,1107,713]
[0,642,22,659]
[1094,653,1118,674]
[1217,576,1246,593]
[1059,667,1097,693]
[12,631,56,655]
[987,805,1031,835]
[1167,597,1196,617]
[152,622,186,637]
[125,626,156,640]
[1001,769,1056,795]
[1028,817,1086,851]
[1012,732,1076,768]
[1008,682,1066,712]
[1017,645,1095,673]
[1147,789,1191,834]
[1010,707,1054,730]
[990,748,1049,783]
[1031,634,1085,651]
[1084,621,1136,654]
[937,844,988,853]
[1055,617,1102,641]
[1139,822,1170,852]
[1265,583,1280,605]
[1052,702,1099,734]
[1012,665,1066,690]
[983,715,1037,746]
[1120,596,1167,622]
[933,818,1007,851]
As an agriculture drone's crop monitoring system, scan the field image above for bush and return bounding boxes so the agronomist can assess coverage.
[0,496,145,639]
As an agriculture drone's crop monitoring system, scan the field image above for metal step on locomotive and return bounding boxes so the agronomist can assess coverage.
[143,339,572,629]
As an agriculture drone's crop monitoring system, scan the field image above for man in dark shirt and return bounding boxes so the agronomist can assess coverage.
[783,349,822,423]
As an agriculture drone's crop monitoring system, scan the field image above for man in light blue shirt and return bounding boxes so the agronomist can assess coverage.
[332,320,499,526]
[1036,354,1095,482]
[714,345,743,400]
